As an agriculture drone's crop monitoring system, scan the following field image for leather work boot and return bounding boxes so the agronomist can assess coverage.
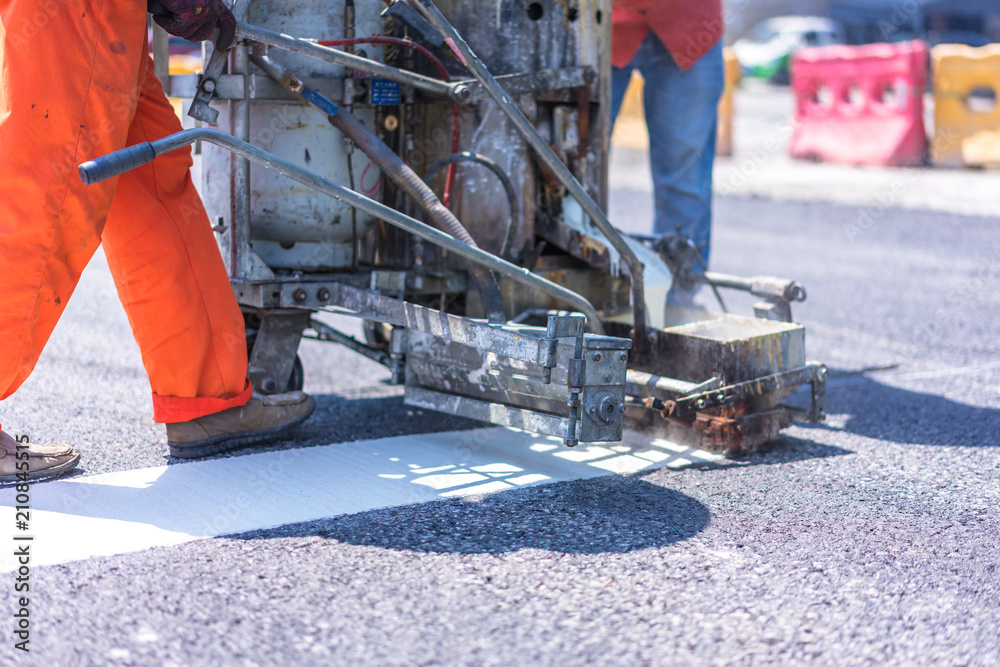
[166,391,316,459]
[0,431,81,483]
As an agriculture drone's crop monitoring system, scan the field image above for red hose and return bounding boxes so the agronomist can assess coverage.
[318,37,460,207]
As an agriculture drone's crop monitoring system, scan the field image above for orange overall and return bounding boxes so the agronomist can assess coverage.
[0,0,250,423]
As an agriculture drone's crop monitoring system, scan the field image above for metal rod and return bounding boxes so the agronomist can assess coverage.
[86,129,604,332]
[701,272,752,291]
[231,44,252,280]
[235,23,469,103]
[307,318,391,367]
[408,0,647,347]
[625,370,713,400]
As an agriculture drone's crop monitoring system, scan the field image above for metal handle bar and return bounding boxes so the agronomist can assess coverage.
[234,23,471,104]
[77,129,605,333]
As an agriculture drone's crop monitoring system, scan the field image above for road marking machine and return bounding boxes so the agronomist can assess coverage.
[81,0,826,456]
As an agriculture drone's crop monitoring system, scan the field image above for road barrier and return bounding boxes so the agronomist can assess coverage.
[716,48,741,157]
[931,44,1000,168]
[790,40,928,167]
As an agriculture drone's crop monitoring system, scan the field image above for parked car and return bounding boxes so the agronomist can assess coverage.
[733,16,845,84]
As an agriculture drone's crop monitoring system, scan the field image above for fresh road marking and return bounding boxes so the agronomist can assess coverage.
[0,428,719,571]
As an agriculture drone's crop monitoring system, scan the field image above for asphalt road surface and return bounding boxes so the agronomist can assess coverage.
[2,94,999,664]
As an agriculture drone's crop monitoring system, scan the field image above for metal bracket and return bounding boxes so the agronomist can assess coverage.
[246,309,312,394]
[669,362,828,417]
[188,0,253,124]
[564,327,586,447]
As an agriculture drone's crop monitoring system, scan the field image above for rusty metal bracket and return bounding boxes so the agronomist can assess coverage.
[669,363,828,417]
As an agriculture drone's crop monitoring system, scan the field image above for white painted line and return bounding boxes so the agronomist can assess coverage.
[0,428,720,571]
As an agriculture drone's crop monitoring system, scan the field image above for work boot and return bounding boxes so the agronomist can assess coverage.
[166,391,316,459]
[0,430,81,483]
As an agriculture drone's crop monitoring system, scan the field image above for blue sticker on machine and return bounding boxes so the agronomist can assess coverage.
[370,79,401,105]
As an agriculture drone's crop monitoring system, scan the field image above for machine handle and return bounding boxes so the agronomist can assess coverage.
[78,142,157,185]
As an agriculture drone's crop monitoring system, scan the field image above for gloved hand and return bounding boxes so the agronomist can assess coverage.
[149,0,237,51]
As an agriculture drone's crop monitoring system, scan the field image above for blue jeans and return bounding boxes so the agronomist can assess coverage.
[611,34,724,268]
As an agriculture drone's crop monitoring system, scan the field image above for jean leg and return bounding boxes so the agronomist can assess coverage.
[641,39,724,267]
[610,64,634,127]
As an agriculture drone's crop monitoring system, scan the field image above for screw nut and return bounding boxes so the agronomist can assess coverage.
[293,289,307,302]
[317,288,330,301]
[593,352,602,361]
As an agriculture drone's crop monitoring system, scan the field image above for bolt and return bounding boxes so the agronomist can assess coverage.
[593,352,602,362]
[603,373,612,382]
[587,405,596,415]
[293,289,307,302]
[716,392,726,403]
[317,288,330,301]
[619,353,627,362]
[262,378,278,393]
[819,366,829,378]
[695,398,707,409]
[202,79,216,93]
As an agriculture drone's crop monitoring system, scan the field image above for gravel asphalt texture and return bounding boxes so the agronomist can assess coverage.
[2,185,997,665]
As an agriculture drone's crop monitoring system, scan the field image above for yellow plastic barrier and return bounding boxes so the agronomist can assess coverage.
[716,47,741,157]
[610,70,648,151]
[168,55,203,119]
[610,47,739,155]
[931,44,1000,168]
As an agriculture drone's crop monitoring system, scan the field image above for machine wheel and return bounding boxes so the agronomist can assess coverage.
[286,354,305,392]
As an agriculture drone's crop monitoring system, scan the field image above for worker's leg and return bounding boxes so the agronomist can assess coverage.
[101,57,251,424]
[0,0,148,400]
[0,0,149,478]
[639,36,724,266]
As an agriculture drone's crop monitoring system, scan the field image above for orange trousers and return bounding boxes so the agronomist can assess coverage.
[0,0,250,423]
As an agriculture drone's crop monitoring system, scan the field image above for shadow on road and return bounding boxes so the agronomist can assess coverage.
[232,474,711,555]
[684,434,853,471]
[796,370,1000,447]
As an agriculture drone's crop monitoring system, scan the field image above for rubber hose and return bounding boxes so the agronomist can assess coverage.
[424,152,520,261]
[326,110,506,324]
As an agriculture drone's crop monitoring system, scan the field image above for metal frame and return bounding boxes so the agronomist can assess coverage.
[96,8,829,455]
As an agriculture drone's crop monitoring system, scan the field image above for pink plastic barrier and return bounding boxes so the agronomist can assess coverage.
[790,41,928,167]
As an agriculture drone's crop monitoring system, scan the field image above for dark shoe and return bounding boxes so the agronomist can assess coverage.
[0,440,80,483]
[166,391,316,459]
